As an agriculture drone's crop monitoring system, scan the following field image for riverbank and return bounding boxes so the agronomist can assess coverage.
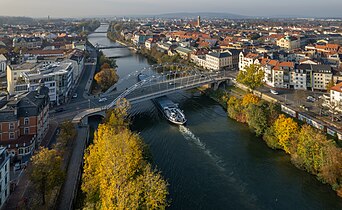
[208,87,342,197]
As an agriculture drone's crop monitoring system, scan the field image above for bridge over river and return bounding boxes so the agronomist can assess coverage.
[72,70,234,124]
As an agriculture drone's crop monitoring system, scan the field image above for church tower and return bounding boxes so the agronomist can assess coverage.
[197,16,201,27]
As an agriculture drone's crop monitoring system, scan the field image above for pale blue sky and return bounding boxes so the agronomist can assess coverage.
[1,0,341,18]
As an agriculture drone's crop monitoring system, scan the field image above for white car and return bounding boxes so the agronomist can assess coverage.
[72,93,78,98]
[98,97,107,103]
[270,89,279,95]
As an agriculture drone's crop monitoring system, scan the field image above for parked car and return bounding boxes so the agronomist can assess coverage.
[72,93,78,98]
[270,89,279,95]
[98,97,107,103]
[55,107,65,113]
[306,95,316,102]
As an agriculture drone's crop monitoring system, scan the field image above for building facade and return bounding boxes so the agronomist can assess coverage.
[0,86,49,164]
[205,52,232,70]
[0,147,10,209]
[276,36,300,50]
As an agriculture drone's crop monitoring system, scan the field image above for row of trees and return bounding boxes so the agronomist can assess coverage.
[29,121,77,206]
[140,46,182,64]
[81,100,169,209]
[94,52,119,92]
[226,94,342,196]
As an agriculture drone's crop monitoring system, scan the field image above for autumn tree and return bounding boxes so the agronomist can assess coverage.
[82,104,168,209]
[273,114,299,154]
[236,64,264,90]
[246,104,268,136]
[227,96,246,122]
[326,79,335,91]
[241,93,260,107]
[293,125,325,174]
[55,121,77,151]
[320,142,342,193]
[94,68,119,91]
[30,148,64,205]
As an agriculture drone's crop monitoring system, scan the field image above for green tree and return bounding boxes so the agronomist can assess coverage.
[320,142,342,192]
[236,64,264,90]
[227,96,246,122]
[246,104,268,136]
[30,148,64,205]
[55,121,77,150]
[293,125,325,174]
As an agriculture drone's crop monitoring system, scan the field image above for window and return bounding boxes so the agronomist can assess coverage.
[9,132,14,139]
[24,117,29,125]
[24,127,29,134]
[9,123,14,130]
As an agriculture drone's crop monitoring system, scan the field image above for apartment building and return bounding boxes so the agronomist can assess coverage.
[0,148,10,209]
[330,82,342,112]
[297,64,333,91]
[0,54,7,91]
[0,86,49,164]
[14,61,74,105]
[239,52,260,71]
[6,62,39,95]
[205,51,232,70]
[276,36,300,50]
[13,37,42,49]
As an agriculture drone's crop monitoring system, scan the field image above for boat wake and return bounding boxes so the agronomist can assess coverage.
[179,125,225,171]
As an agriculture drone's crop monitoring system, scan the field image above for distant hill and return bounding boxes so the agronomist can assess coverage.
[0,16,37,25]
[153,12,248,19]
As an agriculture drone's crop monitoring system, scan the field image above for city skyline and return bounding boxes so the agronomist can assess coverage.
[1,0,342,18]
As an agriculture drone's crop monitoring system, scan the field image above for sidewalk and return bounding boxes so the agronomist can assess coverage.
[57,126,89,210]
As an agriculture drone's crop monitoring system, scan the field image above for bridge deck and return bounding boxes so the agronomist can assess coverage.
[72,71,233,124]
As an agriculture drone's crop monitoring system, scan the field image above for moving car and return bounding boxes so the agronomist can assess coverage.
[270,89,279,95]
[98,97,107,103]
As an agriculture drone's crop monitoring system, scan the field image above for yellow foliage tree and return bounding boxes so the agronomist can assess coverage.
[273,114,299,154]
[82,105,168,209]
[94,68,119,91]
[241,94,260,107]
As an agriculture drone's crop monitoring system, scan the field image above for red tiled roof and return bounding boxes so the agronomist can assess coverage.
[331,82,342,93]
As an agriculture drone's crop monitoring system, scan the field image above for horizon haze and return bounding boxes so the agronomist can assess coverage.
[1,0,342,18]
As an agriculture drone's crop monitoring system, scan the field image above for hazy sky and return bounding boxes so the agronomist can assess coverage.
[1,0,341,18]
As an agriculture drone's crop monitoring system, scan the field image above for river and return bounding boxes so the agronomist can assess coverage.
[87,25,342,210]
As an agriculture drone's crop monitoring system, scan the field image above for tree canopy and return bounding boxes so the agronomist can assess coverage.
[30,147,64,205]
[81,103,169,209]
[236,64,264,90]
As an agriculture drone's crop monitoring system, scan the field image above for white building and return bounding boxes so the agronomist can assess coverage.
[0,54,6,73]
[239,52,260,71]
[330,82,342,112]
[205,51,232,70]
[290,68,307,90]
[0,147,10,209]
[7,62,39,95]
[14,61,74,105]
